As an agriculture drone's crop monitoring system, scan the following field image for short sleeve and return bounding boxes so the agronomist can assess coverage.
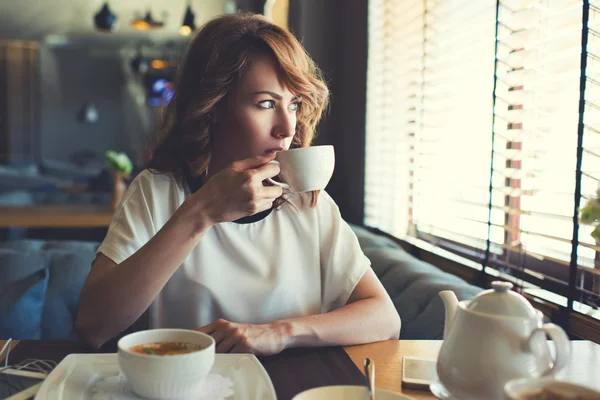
[96,171,157,265]
[317,192,370,312]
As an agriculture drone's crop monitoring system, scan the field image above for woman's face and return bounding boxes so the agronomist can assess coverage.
[210,53,301,171]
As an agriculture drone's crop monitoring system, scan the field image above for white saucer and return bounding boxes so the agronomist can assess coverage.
[429,380,458,400]
[505,376,600,400]
[34,353,276,400]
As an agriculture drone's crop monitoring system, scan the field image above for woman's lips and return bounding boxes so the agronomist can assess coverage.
[264,147,284,155]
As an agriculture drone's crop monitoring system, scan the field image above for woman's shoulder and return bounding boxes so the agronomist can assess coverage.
[116,169,184,219]
[130,169,180,192]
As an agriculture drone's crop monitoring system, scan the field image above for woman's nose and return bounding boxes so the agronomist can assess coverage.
[273,110,295,138]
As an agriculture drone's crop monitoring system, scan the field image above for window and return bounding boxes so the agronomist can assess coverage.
[365,0,600,322]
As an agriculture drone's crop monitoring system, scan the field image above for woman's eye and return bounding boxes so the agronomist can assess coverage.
[258,100,275,109]
[289,102,301,112]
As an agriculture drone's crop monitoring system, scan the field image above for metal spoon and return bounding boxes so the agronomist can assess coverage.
[364,358,376,400]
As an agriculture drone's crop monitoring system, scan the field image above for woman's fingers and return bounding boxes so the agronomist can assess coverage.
[196,153,285,223]
[211,328,231,350]
[215,330,244,353]
[197,319,238,352]
[233,154,276,171]
[252,160,281,182]
[261,185,283,200]
[237,158,282,204]
[229,342,251,354]
[195,320,219,335]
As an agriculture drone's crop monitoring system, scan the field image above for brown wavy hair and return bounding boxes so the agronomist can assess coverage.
[146,13,329,207]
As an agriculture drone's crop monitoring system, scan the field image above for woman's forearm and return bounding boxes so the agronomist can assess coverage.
[280,296,401,349]
[76,205,211,348]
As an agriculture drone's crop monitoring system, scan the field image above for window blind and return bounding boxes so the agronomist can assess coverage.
[364,0,423,236]
[365,0,600,315]
[412,0,498,255]
[490,0,600,308]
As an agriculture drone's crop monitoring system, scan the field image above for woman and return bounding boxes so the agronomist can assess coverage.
[76,13,400,354]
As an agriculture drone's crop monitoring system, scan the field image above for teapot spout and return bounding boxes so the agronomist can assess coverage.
[439,290,459,340]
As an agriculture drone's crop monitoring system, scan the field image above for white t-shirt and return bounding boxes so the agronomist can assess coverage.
[97,169,370,329]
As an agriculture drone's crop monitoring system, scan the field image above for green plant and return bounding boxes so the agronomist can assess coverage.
[580,188,600,242]
[105,150,133,177]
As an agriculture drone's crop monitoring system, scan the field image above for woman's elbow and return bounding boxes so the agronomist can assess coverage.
[75,312,107,350]
[371,302,401,342]
[379,296,401,340]
[389,309,401,340]
[75,293,112,349]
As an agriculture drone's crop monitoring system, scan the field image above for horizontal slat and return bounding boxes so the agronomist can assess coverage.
[432,0,488,13]
[493,262,600,298]
[500,245,600,278]
[499,6,541,31]
[501,223,573,243]
[415,223,490,246]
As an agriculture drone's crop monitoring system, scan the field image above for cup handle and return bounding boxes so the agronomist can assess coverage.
[265,177,291,191]
[265,161,291,191]
[527,323,571,376]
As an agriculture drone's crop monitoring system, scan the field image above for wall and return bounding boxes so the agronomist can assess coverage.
[289,0,368,225]
[39,45,154,167]
[0,40,39,165]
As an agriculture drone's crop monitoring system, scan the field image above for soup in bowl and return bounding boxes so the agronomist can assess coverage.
[129,341,207,356]
[118,329,215,400]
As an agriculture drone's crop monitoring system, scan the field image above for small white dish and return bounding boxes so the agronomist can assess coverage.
[34,353,276,400]
[429,380,459,400]
[505,376,600,400]
[291,385,415,400]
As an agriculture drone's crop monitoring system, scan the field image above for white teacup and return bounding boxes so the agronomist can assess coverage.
[266,145,335,193]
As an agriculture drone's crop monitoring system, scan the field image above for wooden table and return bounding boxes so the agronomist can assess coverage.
[2,340,599,399]
[345,340,441,399]
[344,340,600,399]
[0,204,114,228]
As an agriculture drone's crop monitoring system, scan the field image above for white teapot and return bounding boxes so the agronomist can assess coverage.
[436,281,571,400]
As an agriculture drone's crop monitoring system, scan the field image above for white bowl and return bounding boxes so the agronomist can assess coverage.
[291,385,414,400]
[505,376,600,400]
[117,329,215,400]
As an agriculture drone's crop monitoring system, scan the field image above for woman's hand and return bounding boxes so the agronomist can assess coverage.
[196,319,291,356]
[182,154,283,228]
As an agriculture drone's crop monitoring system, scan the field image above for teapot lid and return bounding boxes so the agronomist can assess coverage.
[466,281,538,319]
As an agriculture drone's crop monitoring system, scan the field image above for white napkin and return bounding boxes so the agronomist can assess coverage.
[91,373,235,400]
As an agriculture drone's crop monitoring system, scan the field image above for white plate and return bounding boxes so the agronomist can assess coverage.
[34,353,276,400]
[291,385,415,400]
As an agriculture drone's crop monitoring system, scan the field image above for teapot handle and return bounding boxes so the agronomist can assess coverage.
[527,323,571,377]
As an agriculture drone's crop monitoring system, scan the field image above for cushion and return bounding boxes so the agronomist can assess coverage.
[0,249,46,284]
[41,248,97,339]
[350,224,483,339]
[0,239,47,253]
[0,190,34,205]
[0,241,99,339]
[0,268,49,339]
[351,225,402,251]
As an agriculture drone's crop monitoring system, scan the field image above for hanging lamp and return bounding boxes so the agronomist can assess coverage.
[94,2,118,32]
[131,9,164,30]
[179,1,196,36]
